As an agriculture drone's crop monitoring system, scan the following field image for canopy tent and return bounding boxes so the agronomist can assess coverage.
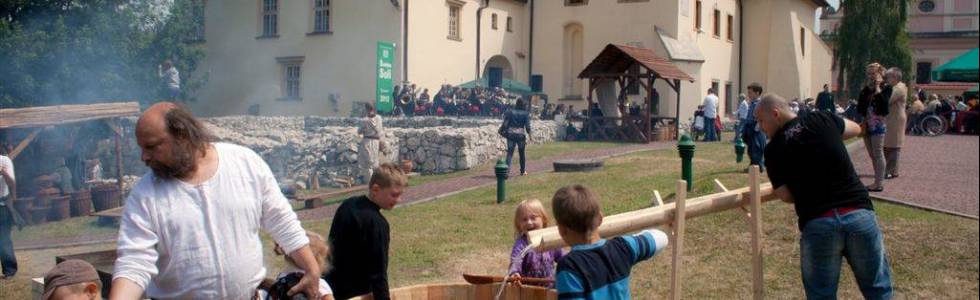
[932,48,979,82]
[456,78,534,95]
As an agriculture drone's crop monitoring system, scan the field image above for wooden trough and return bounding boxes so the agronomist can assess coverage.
[349,282,556,300]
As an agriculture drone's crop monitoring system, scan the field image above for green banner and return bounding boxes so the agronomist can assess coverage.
[376,41,395,113]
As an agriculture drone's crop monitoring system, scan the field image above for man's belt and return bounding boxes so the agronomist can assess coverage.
[818,206,863,218]
[363,136,381,140]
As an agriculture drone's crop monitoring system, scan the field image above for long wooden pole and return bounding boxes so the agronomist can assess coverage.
[112,118,125,199]
[670,180,687,300]
[749,166,765,300]
[8,128,41,159]
[527,182,775,251]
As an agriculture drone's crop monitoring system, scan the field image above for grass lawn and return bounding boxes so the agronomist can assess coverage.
[4,142,977,299]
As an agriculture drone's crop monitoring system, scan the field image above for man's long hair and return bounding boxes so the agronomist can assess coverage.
[165,107,212,159]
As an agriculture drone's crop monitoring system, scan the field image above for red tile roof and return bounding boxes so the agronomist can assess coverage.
[578,44,695,82]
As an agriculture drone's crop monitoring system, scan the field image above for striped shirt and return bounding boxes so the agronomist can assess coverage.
[555,230,668,299]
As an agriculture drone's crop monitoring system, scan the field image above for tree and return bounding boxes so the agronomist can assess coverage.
[0,0,206,108]
[834,0,912,99]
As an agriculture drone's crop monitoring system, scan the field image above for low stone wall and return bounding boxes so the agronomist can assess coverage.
[112,116,562,187]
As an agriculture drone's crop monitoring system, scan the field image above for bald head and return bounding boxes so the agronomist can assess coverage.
[135,102,212,179]
[754,94,796,138]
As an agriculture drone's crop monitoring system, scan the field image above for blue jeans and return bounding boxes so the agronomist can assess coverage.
[800,209,893,300]
[746,130,766,171]
[704,117,717,141]
[0,200,17,276]
[506,137,527,174]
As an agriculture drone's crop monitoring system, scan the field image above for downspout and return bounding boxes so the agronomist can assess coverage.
[528,0,535,82]
[476,0,489,80]
[737,0,743,94]
[402,0,409,83]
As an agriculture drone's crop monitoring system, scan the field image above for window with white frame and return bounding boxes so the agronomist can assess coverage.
[448,2,462,40]
[277,56,304,100]
[313,0,330,33]
[261,0,278,37]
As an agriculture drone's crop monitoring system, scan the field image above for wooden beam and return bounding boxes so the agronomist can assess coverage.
[674,79,682,140]
[527,182,776,251]
[749,166,765,300]
[8,128,42,159]
[670,180,687,300]
[0,102,140,129]
[652,190,664,207]
[713,179,729,193]
[113,118,125,197]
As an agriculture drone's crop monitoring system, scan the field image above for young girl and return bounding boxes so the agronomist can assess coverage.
[508,199,563,287]
[260,231,334,300]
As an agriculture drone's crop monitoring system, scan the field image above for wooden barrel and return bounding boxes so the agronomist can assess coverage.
[92,184,120,212]
[31,206,49,224]
[33,187,60,207]
[14,197,33,225]
[349,282,556,300]
[70,190,93,217]
[48,195,71,221]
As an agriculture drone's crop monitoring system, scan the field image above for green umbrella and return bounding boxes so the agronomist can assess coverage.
[457,78,534,95]
[932,48,979,82]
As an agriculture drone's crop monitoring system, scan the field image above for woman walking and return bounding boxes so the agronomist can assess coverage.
[883,67,907,179]
[858,63,890,192]
[501,98,532,176]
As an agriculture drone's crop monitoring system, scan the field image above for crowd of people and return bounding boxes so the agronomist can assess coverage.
[389,82,528,117]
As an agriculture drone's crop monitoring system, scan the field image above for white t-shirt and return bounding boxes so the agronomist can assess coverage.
[0,155,13,198]
[113,143,309,299]
[703,94,719,118]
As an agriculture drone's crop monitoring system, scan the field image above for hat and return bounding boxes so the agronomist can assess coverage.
[43,259,100,300]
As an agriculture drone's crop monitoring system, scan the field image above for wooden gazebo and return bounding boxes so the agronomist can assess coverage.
[578,44,694,143]
[0,102,141,201]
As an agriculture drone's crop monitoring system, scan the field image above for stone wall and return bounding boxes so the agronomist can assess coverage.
[112,116,562,187]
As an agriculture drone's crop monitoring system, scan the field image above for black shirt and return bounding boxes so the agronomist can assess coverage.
[325,195,390,299]
[763,111,873,230]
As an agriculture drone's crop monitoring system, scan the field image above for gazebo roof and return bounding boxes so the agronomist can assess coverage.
[0,102,140,129]
[578,44,694,82]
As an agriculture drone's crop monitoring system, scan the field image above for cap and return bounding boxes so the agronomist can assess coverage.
[43,259,100,300]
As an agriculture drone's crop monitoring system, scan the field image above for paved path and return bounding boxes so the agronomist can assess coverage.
[16,141,674,250]
[850,135,979,217]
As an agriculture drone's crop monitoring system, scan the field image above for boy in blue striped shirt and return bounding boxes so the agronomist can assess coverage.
[552,184,669,299]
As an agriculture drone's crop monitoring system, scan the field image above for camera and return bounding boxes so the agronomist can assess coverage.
[267,272,309,300]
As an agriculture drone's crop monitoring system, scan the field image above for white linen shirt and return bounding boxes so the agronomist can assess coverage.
[113,143,309,300]
[703,94,719,119]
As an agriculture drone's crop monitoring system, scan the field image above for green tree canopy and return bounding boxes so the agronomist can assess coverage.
[834,0,913,99]
[0,0,206,108]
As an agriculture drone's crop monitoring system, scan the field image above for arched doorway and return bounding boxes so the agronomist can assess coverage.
[563,23,584,99]
[484,55,514,80]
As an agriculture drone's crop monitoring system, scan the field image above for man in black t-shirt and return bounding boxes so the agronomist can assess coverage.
[755,94,893,300]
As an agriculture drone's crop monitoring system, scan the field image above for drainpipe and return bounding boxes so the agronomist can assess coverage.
[402,0,409,83]
[476,0,489,80]
[737,0,743,94]
[528,0,535,82]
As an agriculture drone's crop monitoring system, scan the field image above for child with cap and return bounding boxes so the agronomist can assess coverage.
[43,259,102,300]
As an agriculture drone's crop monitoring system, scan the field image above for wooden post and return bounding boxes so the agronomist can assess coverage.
[670,180,687,300]
[111,118,125,198]
[749,165,764,300]
[673,79,682,140]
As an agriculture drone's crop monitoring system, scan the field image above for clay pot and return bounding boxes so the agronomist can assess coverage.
[400,159,414,174]
[70,190,93,217]
[31,206,49,224]
[48,195,71,221]
[34,188,60,207]
[33,175,55,189]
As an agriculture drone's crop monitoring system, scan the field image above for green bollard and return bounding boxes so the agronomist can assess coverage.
[677,134,696,192]
[495,158,509,204]
[734,137,746,163]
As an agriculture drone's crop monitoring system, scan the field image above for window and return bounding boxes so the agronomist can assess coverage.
[800,27,805,57]
[313,0,330,33]
[491,13,498,30]
[506,16,513,32]
[918,0,936,13]
[260,0,278,37]
[694,0,702,31]
[725,82,734,114]
[565,0,588,6]
[916,62,932,84]
[448,2,462,41]
[713,9,720,37]
[726,14,733,41]
[277,56,304,100]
